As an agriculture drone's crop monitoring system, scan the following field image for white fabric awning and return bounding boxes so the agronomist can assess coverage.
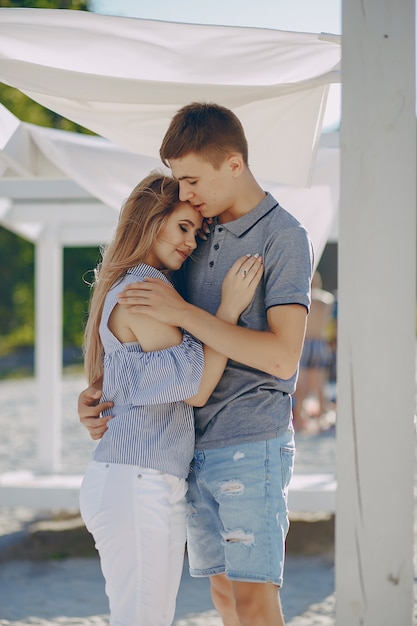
[0,8,340,187]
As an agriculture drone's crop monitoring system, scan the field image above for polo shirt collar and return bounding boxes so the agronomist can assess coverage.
[214,192,279,238]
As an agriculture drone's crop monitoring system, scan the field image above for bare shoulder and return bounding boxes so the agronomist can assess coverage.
[109,303,182,352]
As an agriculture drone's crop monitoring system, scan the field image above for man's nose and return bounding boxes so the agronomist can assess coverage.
[179,183,193,202]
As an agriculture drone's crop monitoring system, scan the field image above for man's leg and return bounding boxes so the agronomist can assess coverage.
[232,580,285,626]
[210,575,285,626]
[210,573,240,626]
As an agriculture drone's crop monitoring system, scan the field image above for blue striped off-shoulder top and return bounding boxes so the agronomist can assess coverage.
[92,264,204,478]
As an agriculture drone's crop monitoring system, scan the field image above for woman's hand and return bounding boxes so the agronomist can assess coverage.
[218,254,264,322]
[198,217,213,240]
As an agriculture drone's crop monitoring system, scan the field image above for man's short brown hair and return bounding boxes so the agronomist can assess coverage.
[160,102,249,169]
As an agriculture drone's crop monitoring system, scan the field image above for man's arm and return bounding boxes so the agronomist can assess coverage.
[118,279,307,380]
[78,384,113,440]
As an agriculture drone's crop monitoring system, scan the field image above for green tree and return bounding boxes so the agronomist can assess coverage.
[63,246,100,349]
[0,228,35,352]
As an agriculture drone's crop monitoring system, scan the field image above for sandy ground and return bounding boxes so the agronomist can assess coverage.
[0,373,414,625]
[0,549,336,625]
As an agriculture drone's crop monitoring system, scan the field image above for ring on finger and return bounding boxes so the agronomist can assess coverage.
[242,270,247,278]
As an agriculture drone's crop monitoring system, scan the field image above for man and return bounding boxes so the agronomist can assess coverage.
[79,102,313,626]
[292,271,335,431]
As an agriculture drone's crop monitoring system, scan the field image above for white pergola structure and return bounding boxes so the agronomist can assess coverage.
[0,107,118,474]
[336,1,415,624]
[0,5,414,623]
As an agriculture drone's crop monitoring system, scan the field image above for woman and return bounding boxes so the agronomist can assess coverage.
[79,172,263,626]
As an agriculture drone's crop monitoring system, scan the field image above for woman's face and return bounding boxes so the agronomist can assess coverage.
[145,202,203,271]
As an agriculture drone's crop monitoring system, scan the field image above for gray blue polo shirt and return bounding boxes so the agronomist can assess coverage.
[179,192,313,449]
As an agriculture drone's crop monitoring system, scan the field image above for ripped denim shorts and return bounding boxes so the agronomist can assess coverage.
[186,428,295,586]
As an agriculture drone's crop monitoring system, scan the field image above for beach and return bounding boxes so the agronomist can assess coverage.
[0,372,414,625]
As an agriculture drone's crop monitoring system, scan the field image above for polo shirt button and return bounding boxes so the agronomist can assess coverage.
[137,474,142,479]
[209,261,214,267]
[218,227,223,232]
[214,243,219,250]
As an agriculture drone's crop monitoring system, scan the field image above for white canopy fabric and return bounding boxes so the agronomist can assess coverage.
[0,8,340,187]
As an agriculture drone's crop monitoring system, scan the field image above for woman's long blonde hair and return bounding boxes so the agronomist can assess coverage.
[83,172,181,385]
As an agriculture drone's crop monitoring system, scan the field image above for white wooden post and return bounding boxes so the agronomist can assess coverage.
[35,225,62,473]
[336,0,416,624]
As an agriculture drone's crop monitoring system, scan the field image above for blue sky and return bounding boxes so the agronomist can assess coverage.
[90,0,342,128]
[90,0,341,35]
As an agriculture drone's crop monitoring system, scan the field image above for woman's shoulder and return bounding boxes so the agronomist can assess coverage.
[126,264,172,284]
[105,264,171,298]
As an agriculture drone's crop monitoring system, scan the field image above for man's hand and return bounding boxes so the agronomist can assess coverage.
[78,385,113,441]
[118,279,186,326]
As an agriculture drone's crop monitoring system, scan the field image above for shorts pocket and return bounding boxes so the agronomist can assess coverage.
[280,445,295,492]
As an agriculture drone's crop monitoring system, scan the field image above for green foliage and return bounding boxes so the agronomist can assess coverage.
[0,227,100,355]
[0,1,88,10]
[0,228,35,352]
[63,246,100,348]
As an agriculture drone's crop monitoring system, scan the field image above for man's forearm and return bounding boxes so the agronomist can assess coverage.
[181,303,301,380]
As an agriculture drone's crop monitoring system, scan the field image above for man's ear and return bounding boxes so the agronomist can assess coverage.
[227,153,244,177]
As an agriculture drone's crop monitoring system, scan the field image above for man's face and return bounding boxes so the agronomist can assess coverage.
[169,152,238,223]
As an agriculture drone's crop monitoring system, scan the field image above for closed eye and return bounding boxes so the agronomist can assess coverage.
[180,224,201,240]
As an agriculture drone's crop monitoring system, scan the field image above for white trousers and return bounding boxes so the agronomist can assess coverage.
[79,461,187,626]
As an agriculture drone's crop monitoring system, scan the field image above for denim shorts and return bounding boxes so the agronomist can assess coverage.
[186,428,295,586]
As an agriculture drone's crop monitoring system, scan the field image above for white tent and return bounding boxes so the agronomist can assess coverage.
[0,8,340,187]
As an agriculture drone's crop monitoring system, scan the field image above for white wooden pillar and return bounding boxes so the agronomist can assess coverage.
[336,0,416,624]
[35,225,62,473]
